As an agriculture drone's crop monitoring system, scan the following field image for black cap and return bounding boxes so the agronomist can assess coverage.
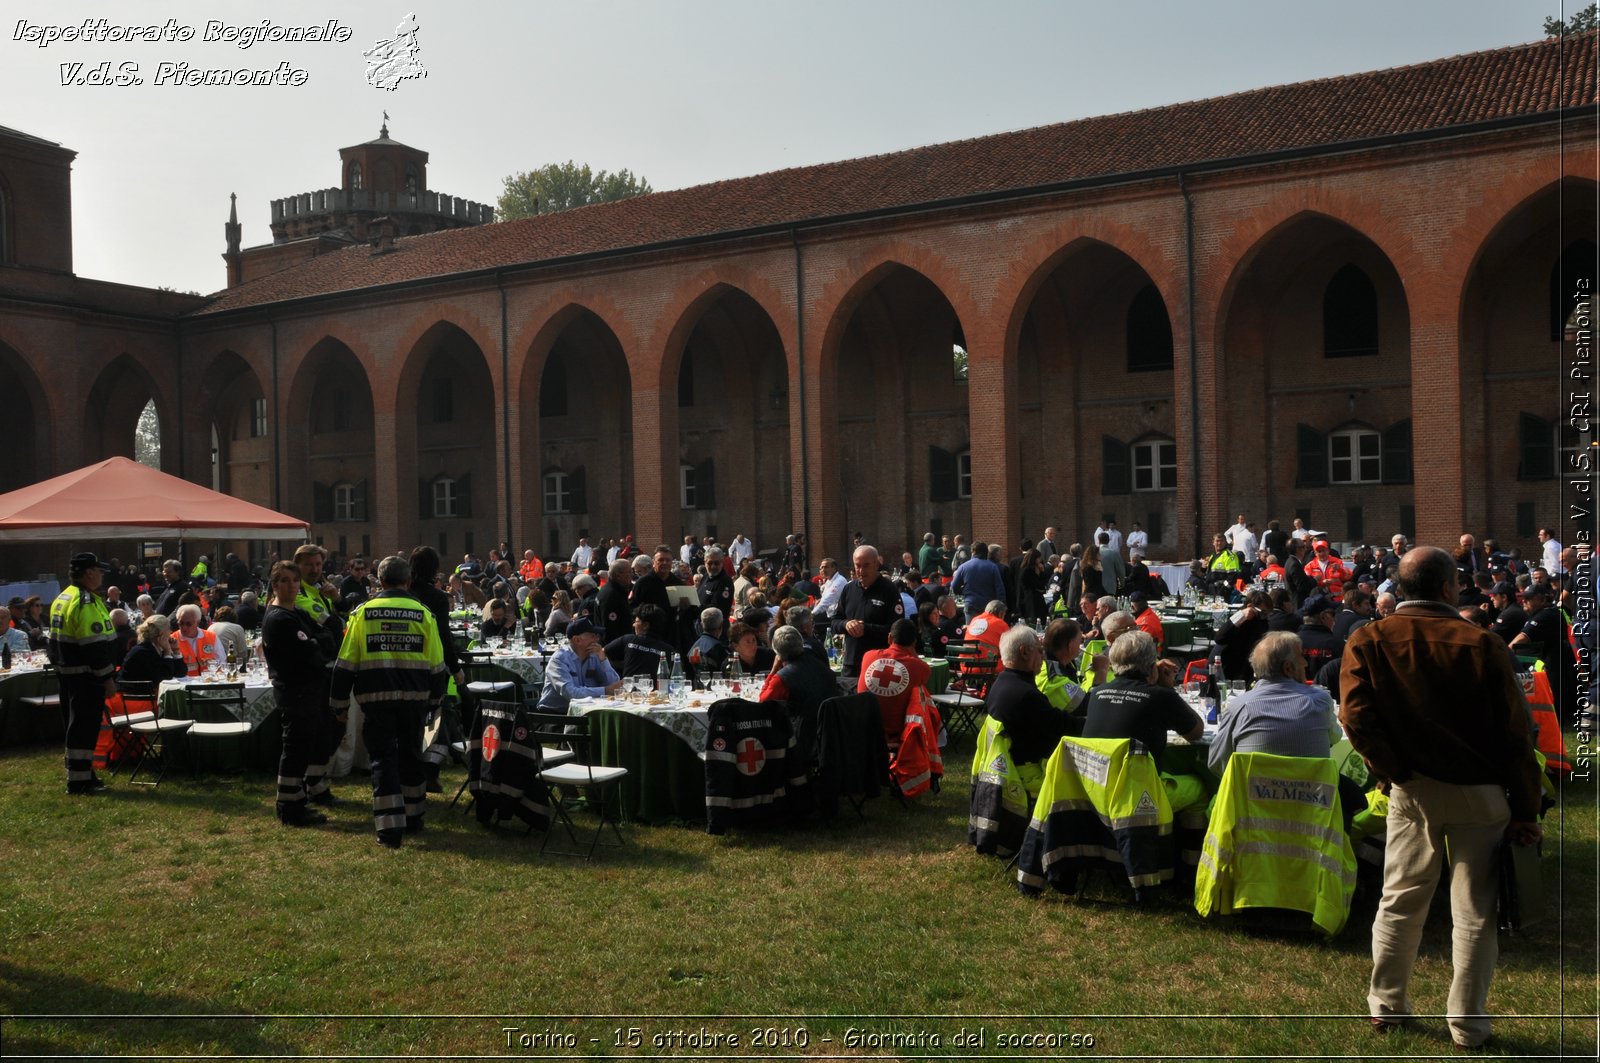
[1491,581,1516,597]
[739,608,770,626]
[69,552,111,575]
[565,618,596,639]
[1128,590,1147,605]
[1524,583,1553,599]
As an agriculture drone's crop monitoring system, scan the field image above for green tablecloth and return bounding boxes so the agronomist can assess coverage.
[922,658,950,695]
[1157,616,1193,649]
[0,669,61,748]
[586,708,706,825]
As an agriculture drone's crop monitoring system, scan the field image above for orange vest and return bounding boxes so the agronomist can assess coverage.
[520,558,544,582]
[177,629,221,676]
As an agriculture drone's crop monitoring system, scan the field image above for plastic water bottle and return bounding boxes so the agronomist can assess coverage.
[669,654,685,704]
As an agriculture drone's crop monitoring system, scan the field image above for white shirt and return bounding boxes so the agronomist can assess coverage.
[1126,530,1149,556]
[606,545,621,566]
[571,543,594,569]
[1543,537,1564,574]
[730,537,754,566]
[816,571,848,617]
[1102,528,1123,558]
[1225,522,1248,549]
[1291,527,1311,541]
[680,543,694,564]
[1237,530,1259,563]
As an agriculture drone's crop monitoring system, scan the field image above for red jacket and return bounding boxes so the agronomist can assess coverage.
[858,644,932,740]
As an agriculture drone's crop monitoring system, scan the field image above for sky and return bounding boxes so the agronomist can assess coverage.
[0,0,1560,296]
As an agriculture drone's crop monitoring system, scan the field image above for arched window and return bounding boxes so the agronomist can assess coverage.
[347,162,363,190]
[1323,264,1379,358]
[404,164,419,197]
[953,321,969,384]
[1130,435,1177,491]
[1550,240,1598,341]
[1126,285,1173,372]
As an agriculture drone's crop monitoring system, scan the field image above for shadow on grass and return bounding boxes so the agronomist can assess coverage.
[0,961,294,1057]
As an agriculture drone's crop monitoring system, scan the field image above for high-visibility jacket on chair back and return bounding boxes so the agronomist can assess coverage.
[1194,751,1357,937]
[1016,736,1176,895]
[890,686,942,798]
[968,715,1037,857]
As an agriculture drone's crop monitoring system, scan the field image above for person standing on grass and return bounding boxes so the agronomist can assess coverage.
[261,561,336,828]
[330,555,448,850]
[1339,546,1542,1050]
[46,552,118,795]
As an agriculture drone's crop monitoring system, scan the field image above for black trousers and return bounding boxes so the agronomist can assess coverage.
[275,681,334,812]
[60,675,107,789]
[363,702,428,836]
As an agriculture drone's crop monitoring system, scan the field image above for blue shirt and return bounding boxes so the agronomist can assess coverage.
[1206,675,1342,777]
[950,557,1005,616]
[536,646,619,711]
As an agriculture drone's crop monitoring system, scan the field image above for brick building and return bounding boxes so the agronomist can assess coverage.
[1,34,1593,575]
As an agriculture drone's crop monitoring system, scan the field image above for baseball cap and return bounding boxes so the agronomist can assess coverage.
[1490,581,1517,596]
[1127,590,1148,605]
[1313,539,1330,551]
[69,551,112,575]
[565,618,597,639]
[1524,583,1552,599]
[1302,594,1335,617]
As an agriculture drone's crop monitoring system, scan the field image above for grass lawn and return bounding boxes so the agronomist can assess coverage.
[0,734,1595,1060]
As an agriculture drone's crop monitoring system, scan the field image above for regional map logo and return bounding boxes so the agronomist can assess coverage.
[364,12,425,91]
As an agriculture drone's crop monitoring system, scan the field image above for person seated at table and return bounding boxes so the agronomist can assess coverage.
[446,571,486,610]
[687,607,730,687]
[173,603,224,677]
[988,626,1082,775]
[1296,595,1346,677]
[20,595,49,649]
[570,573,599,619]
[1124,551,1154,598]
[1036,618,1106,712]
[857,619,933,740]
[1081,629,1206,813]
[119,614,187,685]
[760,625,836,745]
[0,606,30,656]
[1127,592,1164,653]
[543,590,574,638]
[536,618,622,712]
[479,598,514,643]
[1214,589,1272,681]
[605,604,678,683]
[1257,553,1287,587]
[234,591,262,632]
[729,621,775,676]
[785,605,830,666]
[209,605,250,667]
[1206,631,1363,831]
[1266,586,1302,632]
[964,600,1011,659]
[134,594,157,623]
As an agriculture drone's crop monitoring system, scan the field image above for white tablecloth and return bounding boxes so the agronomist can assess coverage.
[568,697,712,758]
[158,677,276,725]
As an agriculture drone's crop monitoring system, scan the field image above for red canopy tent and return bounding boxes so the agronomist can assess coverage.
[0,457,307,542]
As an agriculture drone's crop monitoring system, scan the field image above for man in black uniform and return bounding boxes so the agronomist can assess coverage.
[1488,581,1526,643]
[630,550,673,637]
[595,559,634,645]
[698,547,736,637]
[829,544,903,680]
[1511,583,1578,720]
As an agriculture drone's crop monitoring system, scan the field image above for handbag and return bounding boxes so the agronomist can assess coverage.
[1497,837,1545,932]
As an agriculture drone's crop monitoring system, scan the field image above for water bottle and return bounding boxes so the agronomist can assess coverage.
[657,654,671,694]
[669,654,685,703]
[2,641,10,671]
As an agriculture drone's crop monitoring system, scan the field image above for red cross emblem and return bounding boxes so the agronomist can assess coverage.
[735,737,766,776]
[865,658,910,698]
[481,724,501,762]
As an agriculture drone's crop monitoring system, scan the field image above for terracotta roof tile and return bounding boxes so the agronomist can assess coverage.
[195,32,1597,316]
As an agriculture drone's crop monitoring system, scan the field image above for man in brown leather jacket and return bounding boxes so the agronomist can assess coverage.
[1339,546,1542,1050]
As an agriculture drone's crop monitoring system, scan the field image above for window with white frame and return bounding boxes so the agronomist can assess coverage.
[680,464,698,510]
[333,482,356,521]
[1132,437,1177,491]
[956,451,972,499]
[1329,427,1381,484]
[433,476,457,518]
[544,470,570,513]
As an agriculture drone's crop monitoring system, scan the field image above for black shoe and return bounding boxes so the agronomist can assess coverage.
[424,777,443,794]
[67,778,108,795]
[278,808,328,827]
[377,830,403,849]
[308,790,339,807]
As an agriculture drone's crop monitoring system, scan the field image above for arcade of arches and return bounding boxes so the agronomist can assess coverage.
[0,70,1592,575]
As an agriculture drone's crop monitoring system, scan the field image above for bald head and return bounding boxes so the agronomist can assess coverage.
[1397,546,1457,604]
